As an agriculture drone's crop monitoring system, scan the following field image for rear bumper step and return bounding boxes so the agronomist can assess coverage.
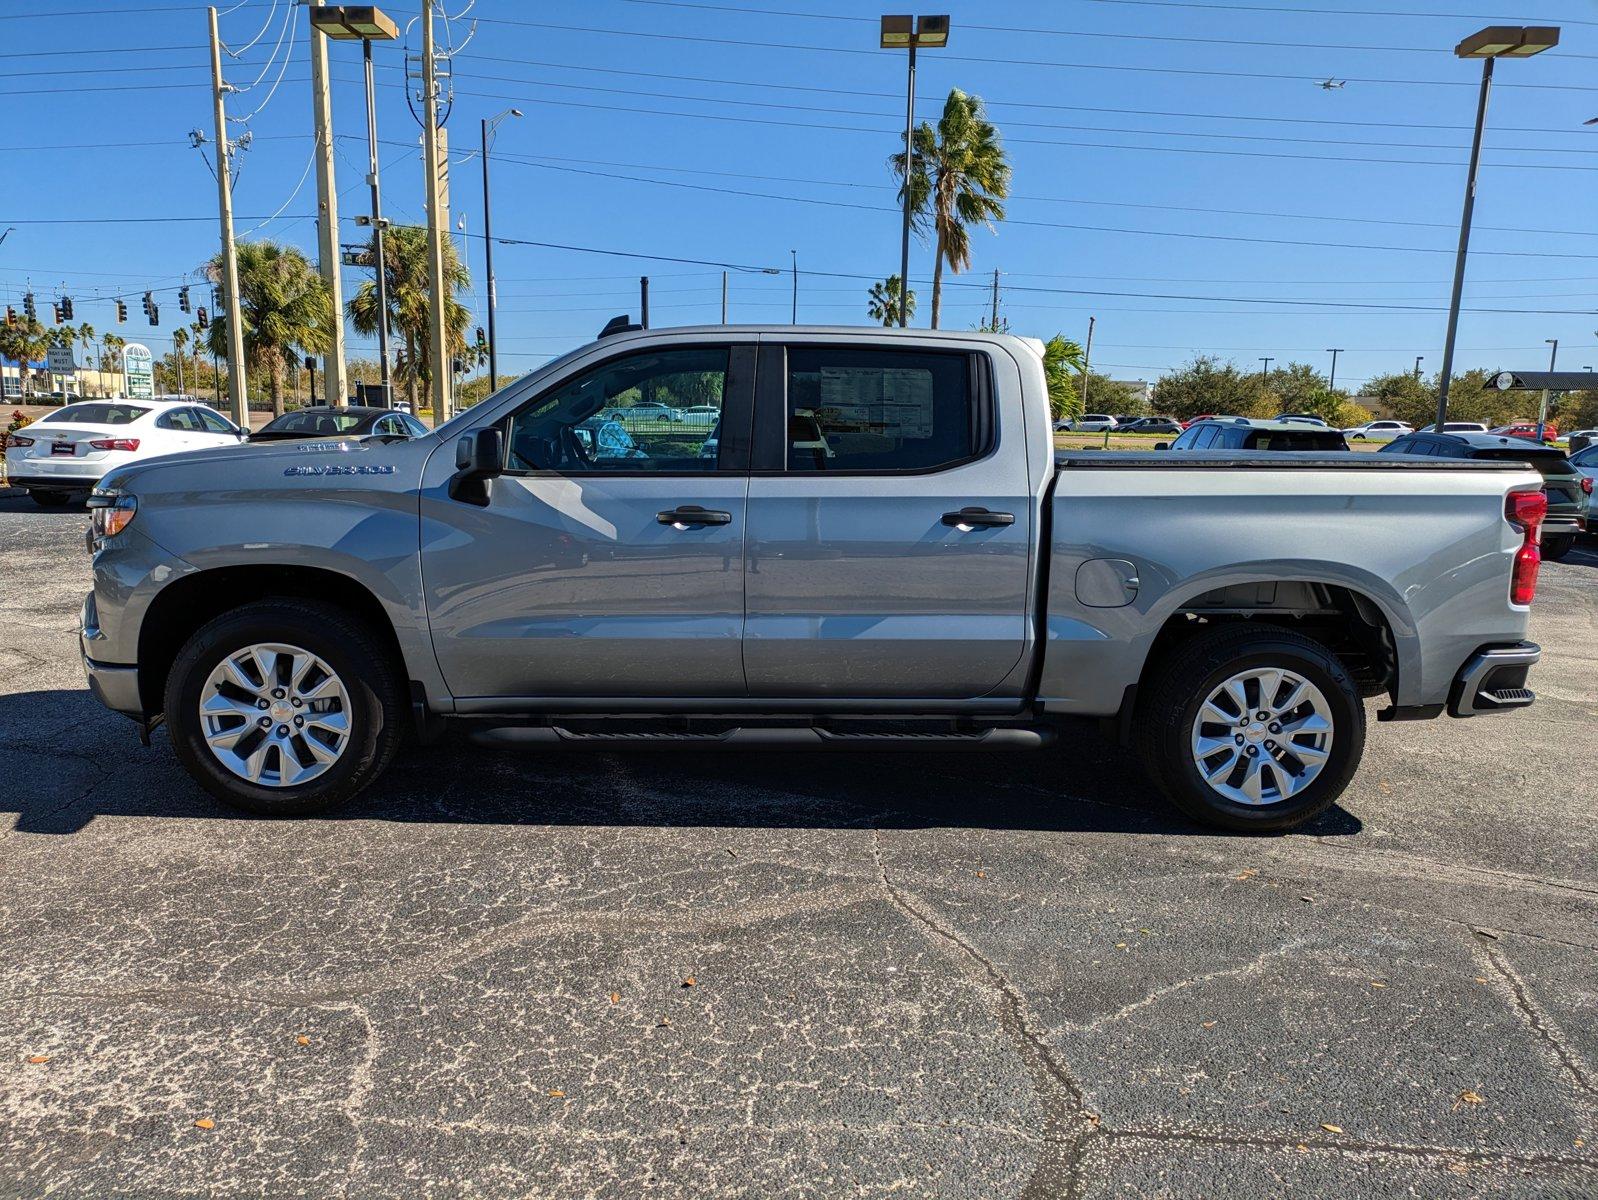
[467,725,1055,751]
[1448,642,1540,718]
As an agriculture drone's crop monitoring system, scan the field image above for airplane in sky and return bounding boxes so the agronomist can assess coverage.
[1315,79,1347,90]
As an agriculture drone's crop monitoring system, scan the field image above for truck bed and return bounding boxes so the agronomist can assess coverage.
[1054,450,1532,471]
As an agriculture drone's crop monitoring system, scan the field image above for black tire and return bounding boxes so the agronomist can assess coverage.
[1542,534,1575,562]
[28,490,71,508]
[1135,623,1366,833]
[163,599,406,816]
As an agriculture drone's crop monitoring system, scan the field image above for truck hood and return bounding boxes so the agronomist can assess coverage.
[99,435,433,493]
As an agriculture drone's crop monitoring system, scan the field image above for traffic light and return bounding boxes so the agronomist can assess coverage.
[148,303,159,327]
[141,291,152,318]
[178,286,190,313]
[196,306,208,329]
[115,299,128,323]
[50,303,62,325]
[4,306,14,327]
[22,292,35,321]
[475,326,486,350]
[60,296,73,321]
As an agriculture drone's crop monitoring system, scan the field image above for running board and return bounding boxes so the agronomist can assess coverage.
[467,725,1054,751]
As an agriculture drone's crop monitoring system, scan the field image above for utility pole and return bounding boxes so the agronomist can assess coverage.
[1414,355,1424,382]
[790,249,798,324]
[1081,315,1096,412]
[1326,348,1343,392]
[640,276,650,328]
[307,0,347,406]
[208,6,248,425]
[480,108,519,392]
[1260,357,1274,386]
[990,268,1000,330]
[421,1,452,425]
[1537,338,1558,440]
[721,270,728,323]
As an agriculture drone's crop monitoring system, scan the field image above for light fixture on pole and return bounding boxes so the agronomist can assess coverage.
[481,107,521,392]
[310,5,398,403]
[881,13,949,328]
[1434,25,1560,431]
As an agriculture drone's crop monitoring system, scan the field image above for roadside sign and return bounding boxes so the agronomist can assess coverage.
[123,342,154,400]
[46,344,76,373]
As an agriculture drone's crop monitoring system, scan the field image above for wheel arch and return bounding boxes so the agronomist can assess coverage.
[137,565,414,718]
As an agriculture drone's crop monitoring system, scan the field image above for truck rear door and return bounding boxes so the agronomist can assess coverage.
[742,341,1033,700]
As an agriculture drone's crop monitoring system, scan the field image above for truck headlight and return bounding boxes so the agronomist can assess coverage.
[87,489,137,540]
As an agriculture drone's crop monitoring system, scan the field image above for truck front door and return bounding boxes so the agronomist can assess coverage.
[420,343,754,701]
[742,342,1033,700]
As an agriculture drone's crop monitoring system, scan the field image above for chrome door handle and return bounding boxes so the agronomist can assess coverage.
[657,505,732,527]
[942,507,1015,528]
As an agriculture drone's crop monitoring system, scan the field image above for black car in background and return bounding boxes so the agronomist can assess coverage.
[1160,418,1350,452]
[1382,431,1589,560]
[249,406,429,442]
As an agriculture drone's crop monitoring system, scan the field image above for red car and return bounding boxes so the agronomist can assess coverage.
[1491,423,1558,442]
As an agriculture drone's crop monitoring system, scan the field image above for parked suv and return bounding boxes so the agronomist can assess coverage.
[1161,419,1349,452]
[1383,431,1588,559]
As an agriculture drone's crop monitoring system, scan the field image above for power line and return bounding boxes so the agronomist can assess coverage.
[467,15,1598,93]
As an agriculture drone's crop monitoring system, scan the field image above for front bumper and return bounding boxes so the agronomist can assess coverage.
[1448,642,1540,717]
[80,592,143,719]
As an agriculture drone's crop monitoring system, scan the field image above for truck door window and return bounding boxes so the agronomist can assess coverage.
[783,347,979,472]
[505,347,729,473]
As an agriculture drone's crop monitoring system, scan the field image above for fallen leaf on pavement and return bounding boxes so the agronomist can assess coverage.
[1201,1021,1217,1029]
[295,1036,310,1046]
[193,1118,215,1130]
[1474,977,1489,985]
[609,992,621,1005]
[681,976,696,988]
[1459,1090,1484,1105]
[25,1055,49,1064]
[548,1089,566,1098]
[657,1016,671,1027]
[1234,869,1258,881]
[1370,981,1387,989]
[1320,1123,1343,1134]
[975,870,986,878]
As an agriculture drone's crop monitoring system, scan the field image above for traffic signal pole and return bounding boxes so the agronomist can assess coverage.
[208,6,249,425]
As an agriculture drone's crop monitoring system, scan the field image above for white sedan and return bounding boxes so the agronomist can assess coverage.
[1342,419,1414,441]
[4,399,243,507]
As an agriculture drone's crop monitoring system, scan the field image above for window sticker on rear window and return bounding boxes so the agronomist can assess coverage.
[817,367,936,440]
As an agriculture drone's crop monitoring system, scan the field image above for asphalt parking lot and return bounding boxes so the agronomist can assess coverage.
[0,490,1594,1199]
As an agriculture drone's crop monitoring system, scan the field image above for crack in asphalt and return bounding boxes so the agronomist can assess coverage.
[867,827,1097,1200]
[1476,939,1598,1107]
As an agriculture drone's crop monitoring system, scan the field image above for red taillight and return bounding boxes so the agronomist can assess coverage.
[88,438,139,452]
[1506,489,1546,607]
[1583,477,1594,496]
[6,434,34,448]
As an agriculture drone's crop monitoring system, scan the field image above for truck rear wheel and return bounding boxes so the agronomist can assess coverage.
[1135,624,1365,832]
[1541,534,1574,562]
[163,599,406,816]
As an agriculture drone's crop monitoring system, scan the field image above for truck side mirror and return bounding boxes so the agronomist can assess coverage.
[449,427,503,507]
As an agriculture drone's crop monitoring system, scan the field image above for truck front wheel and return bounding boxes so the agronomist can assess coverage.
[1136,624,1366,832]
[163,599,406,816]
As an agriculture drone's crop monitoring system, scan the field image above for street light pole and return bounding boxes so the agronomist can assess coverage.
[1414,355,1424,382]
[790,249,798,324]
[480,108,521,392]
[881,15,949,328]
[365,39,392,396]
[1436,25,1560,431]
[1537,338,1558,440]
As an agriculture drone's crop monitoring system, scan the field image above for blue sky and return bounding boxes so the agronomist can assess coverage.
[4,0,1598,393]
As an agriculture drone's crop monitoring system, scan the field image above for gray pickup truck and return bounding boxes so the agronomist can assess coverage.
[80,325,1547,831]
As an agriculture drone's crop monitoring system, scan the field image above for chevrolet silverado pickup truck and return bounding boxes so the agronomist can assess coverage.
[80,326,1547,831]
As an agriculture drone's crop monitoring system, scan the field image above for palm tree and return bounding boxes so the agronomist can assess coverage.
[100,331,125,377]
[891,88,1011,330]
[346,224,471,415]
[204,239,333,417]
[0,316,52,401]
[1042,334,1085,421]
[866,276,915,326]
[171,326,189,395]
